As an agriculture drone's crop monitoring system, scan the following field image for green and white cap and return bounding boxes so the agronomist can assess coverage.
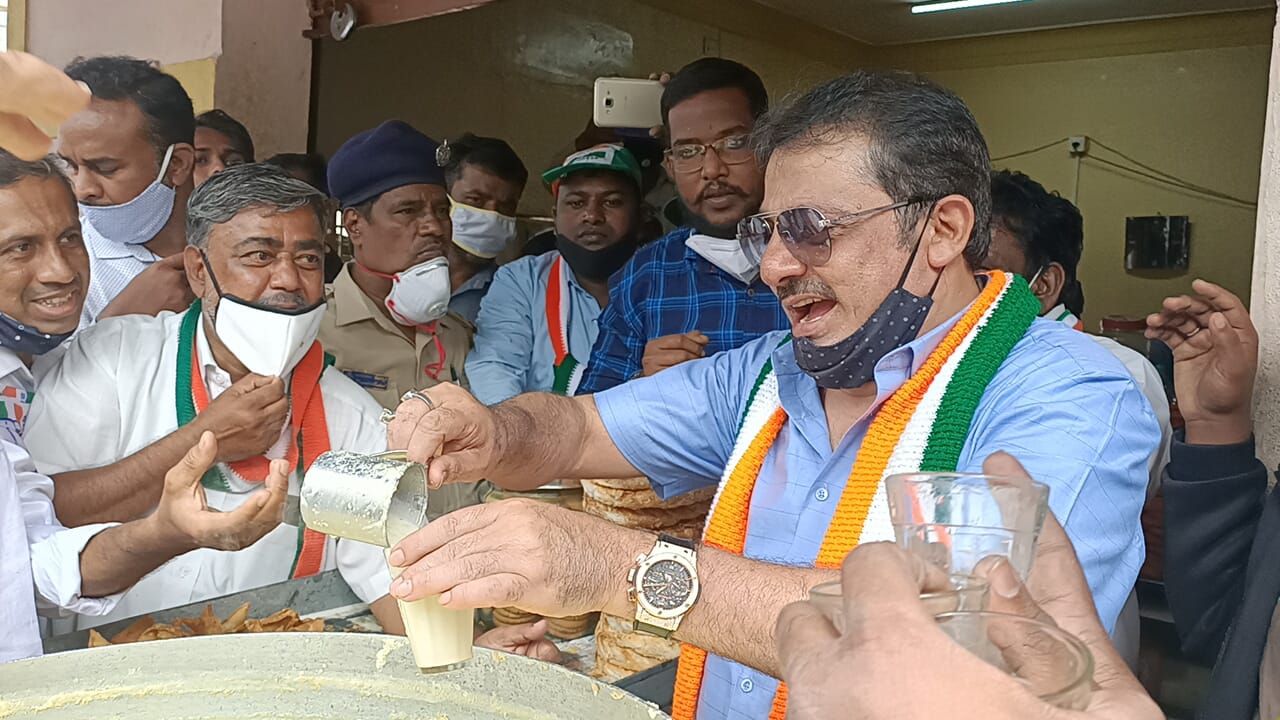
[542,143,642,190]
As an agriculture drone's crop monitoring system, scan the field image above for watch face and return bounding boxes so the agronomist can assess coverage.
[641,559,694,611]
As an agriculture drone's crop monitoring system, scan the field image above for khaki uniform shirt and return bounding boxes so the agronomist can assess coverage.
[319,263,483,518]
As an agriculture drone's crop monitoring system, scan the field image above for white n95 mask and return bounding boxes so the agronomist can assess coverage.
[202,250,325,377]
[215,296,326,378]
[686,232,760,285]
[79,145,178,247]
[450,199,517,259]
[385,257,452,326]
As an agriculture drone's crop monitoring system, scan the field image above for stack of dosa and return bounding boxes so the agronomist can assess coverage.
[581,477,712,680]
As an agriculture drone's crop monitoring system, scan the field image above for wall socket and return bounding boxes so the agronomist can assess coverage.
[1068,136,1089,156]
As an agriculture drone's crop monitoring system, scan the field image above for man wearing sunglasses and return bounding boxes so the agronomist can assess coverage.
[381,71,1159,720]
[576,58,788,395]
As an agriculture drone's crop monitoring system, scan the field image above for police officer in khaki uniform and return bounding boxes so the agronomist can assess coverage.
[320,120,479,517]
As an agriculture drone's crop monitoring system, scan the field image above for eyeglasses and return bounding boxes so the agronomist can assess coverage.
[665,134,754,174]
[737,199,924,267]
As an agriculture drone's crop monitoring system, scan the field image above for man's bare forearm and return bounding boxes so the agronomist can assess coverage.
[487,394,638,491]
[592,525,836,679]
[53,423,206,525]
[77,515,196,597]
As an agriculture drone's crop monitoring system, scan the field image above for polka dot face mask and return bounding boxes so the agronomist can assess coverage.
[792,207,939,389]
[793,286,932,389]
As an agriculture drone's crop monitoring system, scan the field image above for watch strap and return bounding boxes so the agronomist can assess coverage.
[633,619,676,639]
[657,533,695,551]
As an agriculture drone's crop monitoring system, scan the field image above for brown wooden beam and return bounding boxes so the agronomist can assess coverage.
[305,0,497,39]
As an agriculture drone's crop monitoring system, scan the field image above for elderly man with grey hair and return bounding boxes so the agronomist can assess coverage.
[22,163,407,632]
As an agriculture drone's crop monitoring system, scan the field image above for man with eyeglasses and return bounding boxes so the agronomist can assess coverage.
[380,71,1158,720]
[576,58,787,394]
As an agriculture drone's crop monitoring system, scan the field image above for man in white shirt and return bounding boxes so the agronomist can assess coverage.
[25,163,404,631]
[57,56,196,325]
[0,148,290,662]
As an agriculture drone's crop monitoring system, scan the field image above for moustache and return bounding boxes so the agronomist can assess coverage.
[776,279,836,303]
[257,291,310,310]
[697,182,747,204]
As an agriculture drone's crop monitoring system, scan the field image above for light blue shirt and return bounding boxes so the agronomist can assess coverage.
[466,252,601,406]
[595,306,1159,720]
[448,266,495,326]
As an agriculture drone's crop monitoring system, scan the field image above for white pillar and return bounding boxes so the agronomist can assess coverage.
[1248,7,1280,471]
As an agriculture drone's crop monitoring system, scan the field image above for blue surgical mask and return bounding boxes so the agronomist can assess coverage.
[79,145,177,247]
[0,312,72,355]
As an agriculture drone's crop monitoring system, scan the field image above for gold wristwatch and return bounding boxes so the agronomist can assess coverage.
[627,534,700,638]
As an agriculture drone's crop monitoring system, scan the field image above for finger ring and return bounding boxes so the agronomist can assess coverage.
[401,390,436,411]
[1185,327,1202,339]
[379,409,396,425]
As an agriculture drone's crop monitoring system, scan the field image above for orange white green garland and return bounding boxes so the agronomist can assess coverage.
[670,270,1040,720]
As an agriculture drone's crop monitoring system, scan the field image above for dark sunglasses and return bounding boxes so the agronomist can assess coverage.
[737,199,926,267]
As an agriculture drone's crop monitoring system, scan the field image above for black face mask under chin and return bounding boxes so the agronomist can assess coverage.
[555,233,637,282]
[793,223,940,390]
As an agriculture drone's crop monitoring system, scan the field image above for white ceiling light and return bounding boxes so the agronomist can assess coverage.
[911,0,1035,14]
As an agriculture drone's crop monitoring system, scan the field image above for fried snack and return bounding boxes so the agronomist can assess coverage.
[221,602,250,632]
[89,604,326,647]
[111,614,158,644]
[582,494,711,530]
[581,480,714,510]
[545,612,595,640]
[581,477,653,492]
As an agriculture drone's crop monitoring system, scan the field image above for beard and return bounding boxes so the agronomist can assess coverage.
[678,195,753,240]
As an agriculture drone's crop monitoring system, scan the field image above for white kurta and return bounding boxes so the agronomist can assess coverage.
[24,311,393,629]
[0,348,119,663]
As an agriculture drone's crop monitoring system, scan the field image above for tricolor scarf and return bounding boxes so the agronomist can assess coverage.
[546,256,585,396]
[174,301,331,578]
[1048,303,1086,332]
[670,271,1040,720]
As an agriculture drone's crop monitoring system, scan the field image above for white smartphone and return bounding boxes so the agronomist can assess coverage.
[593,77,664,129]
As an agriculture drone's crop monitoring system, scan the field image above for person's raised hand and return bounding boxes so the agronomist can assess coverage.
[641,331,709,377]
[197,374,289,463]
[1145,279,1256,445]
[777,542,1045,720]
[646,71,672,140]
[384,383,502,488]
[0,51,91,160]
[151,431,288,552]
[475,619,563,664]
[98,254,196,320]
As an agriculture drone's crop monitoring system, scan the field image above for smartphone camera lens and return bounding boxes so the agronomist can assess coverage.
[604,97,614,107]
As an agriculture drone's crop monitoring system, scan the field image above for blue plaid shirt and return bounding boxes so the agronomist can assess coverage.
[577,227,788,394]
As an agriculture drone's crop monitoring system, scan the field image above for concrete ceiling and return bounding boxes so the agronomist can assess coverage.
[748,0,1274,45]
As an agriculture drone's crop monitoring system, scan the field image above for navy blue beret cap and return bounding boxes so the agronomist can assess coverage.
[328,120,444,208]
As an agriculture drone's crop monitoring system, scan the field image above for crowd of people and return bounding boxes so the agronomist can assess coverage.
[0,45,1268,720]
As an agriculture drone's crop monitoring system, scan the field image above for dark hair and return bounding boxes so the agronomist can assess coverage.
[661,58,768,138]
[196,109,255,162]
[264,153,330,195]
[442,133,528,190]
[990,169,1085,316]
[752,70,992,266]
[65,56,195,160]
[0,150,75,204]
[187,163,329,249]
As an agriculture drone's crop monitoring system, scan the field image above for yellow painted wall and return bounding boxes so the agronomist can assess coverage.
[162,57,218,115]
[6,0,26,52]
[915,17,1271,328]
[312,4,1272,325]
[311,0,852,215]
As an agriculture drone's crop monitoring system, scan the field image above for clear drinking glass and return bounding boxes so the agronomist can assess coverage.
[884,473,1050,579]
[808,574,990,632]
[935,611,1094,710]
